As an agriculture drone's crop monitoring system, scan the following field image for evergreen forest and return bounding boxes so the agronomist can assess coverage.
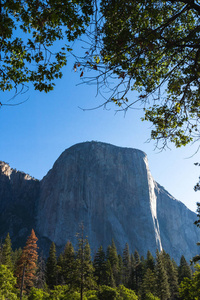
[0,229,199,300]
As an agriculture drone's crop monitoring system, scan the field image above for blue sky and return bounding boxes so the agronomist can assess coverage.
[0,52,199,213]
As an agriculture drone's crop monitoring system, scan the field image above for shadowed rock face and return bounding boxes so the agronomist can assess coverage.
[155,183,199,262]
[0,161,39,248]
[0,142,199,262]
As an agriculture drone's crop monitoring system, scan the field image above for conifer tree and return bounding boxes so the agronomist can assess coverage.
[62,240,76,286]
[104,259,116,287]
[178,255,192,284]
[160,251,179,300]
[46,242,57,289]
[146,250,155,272]
[118,254,123,286]
[133,250,143,293]
[128,253,136,290]
[172,259,178,274]
[168,261,179,300]
[155,250,170,300]
[122,243,131,287]
[57,253,64,285]
[75,225,96,300]
[93,245,107,286]
[2,233,13,270]
[15,229,38,297]
[141,268,156,299]
[106,240,119,286]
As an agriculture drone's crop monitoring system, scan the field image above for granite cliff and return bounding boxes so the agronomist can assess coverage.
[0,142,199,262]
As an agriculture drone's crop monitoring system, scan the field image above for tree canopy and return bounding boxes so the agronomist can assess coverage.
[0,231,195,300]
[77,0,200,148]
[0,0,93,102]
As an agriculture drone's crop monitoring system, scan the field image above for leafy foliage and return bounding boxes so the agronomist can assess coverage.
[28,287,49,300]
[179,264,200,299]
[98,285,118,300]
[0,0,93,103]
[0,264,17,300]
[78,0,200,148]
[117,284,138,300]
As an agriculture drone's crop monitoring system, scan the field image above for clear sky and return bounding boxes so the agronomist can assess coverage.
[0,50,199,213]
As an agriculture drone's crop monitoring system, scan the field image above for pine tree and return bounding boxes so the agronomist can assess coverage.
[15,229,38,297]
[122,243,131,287]
[145,250,155,272]
[161,251,179,300]
[57,253,64,285]
[2,233,13,270]
[75,225,96,300]
[118,254,123,285]
[133,250,143,293]
[141,268,156,299]
[104,259,116,287]
[46,242,57,289]
[128,253,136,290]
[178,255,192,284]
[172,259,178,274]
[106,240,119,286]
[83,240,96,287]
[162,251,178,299]
[62,241,76,286]
[93,245,107,285]
[155,250,170,300]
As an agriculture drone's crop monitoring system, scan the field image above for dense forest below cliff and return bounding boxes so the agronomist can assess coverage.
[1,228,199,300]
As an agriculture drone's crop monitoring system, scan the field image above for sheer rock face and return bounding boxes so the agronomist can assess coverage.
[155,184,199,262]
[0,142,200,262]
[0,161,39,247]
[36,142,161,256]
[36,142,199,262]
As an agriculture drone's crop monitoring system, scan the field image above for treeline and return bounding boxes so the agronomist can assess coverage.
[0,228,198,300]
